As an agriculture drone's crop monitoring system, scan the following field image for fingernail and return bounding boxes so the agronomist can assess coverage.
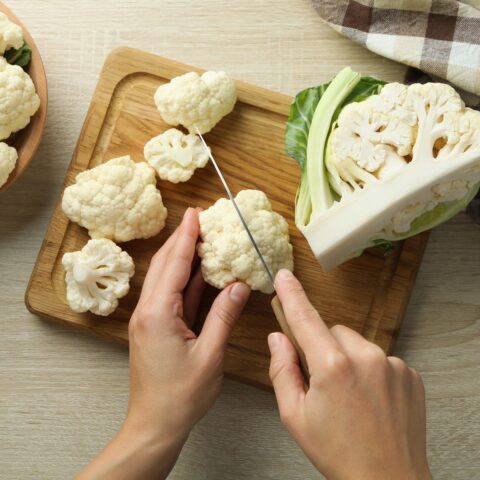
[268,332,281,353]
[276,269,294,282]
[229,282,250,305]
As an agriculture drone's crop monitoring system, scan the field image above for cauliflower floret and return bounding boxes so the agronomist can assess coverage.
[144,128,210,183]
[198,189,294,294]
[62,156,168,242]
[0,141,17,187]
[329,86,415,193]
[0,57,40,140]
[62,239,135,316]
[0,12,23,55]
[154,71,237,134]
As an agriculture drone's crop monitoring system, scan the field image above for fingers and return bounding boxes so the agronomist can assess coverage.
[275,270,339,359]
[198,283,250,354]
[140,228,180,300]
[163,208,200,294]
[183,267,206,328]
[268,332,305,425]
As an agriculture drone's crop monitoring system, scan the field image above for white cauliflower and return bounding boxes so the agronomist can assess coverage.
[144,128,210,183]
[62,239,135,316]
[154,71,237,134]
[62,156,168,242]
[0,12,23,55]
[0,57,40,140]
[198,190,294,294]
[0,141,17,187]
[295,69,480,270]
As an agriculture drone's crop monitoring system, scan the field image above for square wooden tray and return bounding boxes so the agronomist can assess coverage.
[26,47,428,389]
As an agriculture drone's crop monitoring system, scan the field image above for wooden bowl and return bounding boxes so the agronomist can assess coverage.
[0,2,47,192]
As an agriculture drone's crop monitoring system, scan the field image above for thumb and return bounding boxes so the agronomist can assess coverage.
[268,332,305,424]
[198,282,250,354]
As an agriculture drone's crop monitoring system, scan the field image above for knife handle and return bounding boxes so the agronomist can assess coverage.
[271,295,310,383]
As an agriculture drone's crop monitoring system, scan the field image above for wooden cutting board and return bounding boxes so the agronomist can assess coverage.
[26,47,428,390]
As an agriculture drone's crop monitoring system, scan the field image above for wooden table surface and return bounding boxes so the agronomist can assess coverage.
[0,1,478,479]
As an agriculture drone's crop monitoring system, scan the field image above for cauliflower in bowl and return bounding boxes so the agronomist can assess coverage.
[144,128,210,183]
[198,189,294,294]
[0,141,17,187]
[62,156,168,242]
[154,71,237,134]
[0,12,23,55]
[62,239,135,316]
[0,56,40,140]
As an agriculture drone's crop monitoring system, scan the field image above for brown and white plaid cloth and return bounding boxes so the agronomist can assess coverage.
[311,0,480,96]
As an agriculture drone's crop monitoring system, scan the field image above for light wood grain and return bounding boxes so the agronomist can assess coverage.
[0,2,48,192]
[26,47,428,389]
[0,1,479,479]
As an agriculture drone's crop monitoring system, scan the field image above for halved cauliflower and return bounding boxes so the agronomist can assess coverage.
[154,71,237,134]
[0,57,40,140]
[62,239,135,316]
[144,128,210,183]
[62,156,168,242]
[0,12,23,55]
[198,189,294,294]
[0,141,17,187]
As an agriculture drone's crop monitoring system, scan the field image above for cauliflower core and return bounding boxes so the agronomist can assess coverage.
[0,57,40,140]
[0,141,17,187]
[144,128,209,183]
[154,71,237,134]
[198,190,294,294]
[0,12,23,55]
[62,156,168,242]
[62,239,135,316]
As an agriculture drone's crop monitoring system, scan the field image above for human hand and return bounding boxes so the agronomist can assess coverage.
[268,269,432,480]
[77,208,250,479]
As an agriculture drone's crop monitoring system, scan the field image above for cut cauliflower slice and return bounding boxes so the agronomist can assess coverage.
[0,57,40,140]
[0,12,23,55]
[144,128,210,183]
[198,189,294,294]
[62,156,168,242]
[154,71,237,134]
[0,141,17,187]
[62,239,135,316]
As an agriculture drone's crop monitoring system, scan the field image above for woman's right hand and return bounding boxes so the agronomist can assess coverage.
[268,269,432,480]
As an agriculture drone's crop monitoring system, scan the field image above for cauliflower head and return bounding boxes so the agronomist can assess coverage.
[0,12,23,55]
[0,57,40,140]
[198,189,294,294]
[62,156,168,242]
[0,141,17,187]
[144,128,209,183]
[292,69,480,271]
[62,239,135,316]
[154,71,237,134]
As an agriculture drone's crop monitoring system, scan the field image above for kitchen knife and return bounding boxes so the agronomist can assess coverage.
[196,128,309,382]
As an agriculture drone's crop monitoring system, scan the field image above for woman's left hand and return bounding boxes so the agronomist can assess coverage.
[77,208,250,480]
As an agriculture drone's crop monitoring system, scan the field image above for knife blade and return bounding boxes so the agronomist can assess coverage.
[196,128,309,382]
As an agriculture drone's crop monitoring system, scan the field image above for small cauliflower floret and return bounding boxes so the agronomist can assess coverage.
[0,57,40,140]
[144,128,210,183]
[0,141,17,187]
[0,12,23,55]
[62,156,168,242]
[198,189,294,294]
[62,239,135,316]
[154,71,237,134]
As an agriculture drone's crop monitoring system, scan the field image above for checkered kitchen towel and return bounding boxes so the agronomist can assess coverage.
[311,0,480,96]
